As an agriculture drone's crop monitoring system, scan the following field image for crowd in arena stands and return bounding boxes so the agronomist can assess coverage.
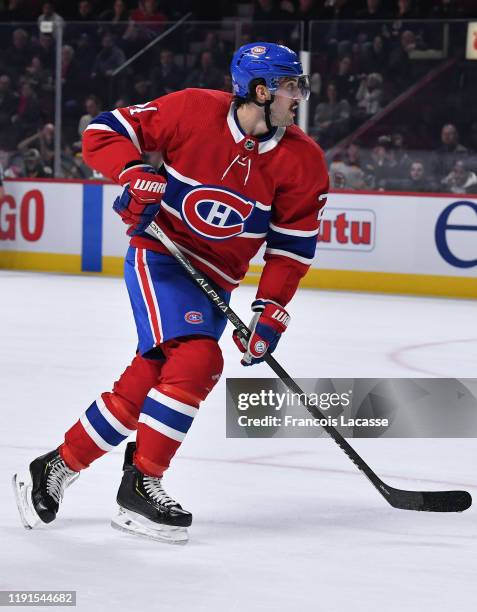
[329,125,477,193]
[0,0,477,194]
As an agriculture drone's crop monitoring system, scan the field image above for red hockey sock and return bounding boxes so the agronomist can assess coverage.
[134,336,223,477]
[60,354,163,471]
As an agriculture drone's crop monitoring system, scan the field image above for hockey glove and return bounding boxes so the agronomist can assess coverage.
[113,187,164,236]
[118,162,167,204]
[113,163,166,236]
[233,299,290,366]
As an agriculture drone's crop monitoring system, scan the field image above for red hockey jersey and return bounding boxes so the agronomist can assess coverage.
[82,88,329,306]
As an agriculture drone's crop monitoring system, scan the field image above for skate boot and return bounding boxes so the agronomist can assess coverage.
[111,442,192,544]
[12,449,79,529]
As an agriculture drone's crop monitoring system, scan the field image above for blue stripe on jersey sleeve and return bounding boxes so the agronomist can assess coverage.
[89,111,131,141]
[266,228,317,259]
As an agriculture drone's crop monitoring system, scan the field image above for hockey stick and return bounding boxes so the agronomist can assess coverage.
[145,221,472,513]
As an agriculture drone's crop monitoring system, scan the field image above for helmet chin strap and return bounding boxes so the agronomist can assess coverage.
[253,94,275,132]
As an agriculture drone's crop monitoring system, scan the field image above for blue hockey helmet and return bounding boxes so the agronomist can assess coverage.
[230,42,310,101]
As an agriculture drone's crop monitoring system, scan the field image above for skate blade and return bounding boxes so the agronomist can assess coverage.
[111,507,189,545]
[12,473,41,530]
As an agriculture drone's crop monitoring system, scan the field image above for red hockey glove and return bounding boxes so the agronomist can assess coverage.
[118,162,167,204]
[233,299,290,366]
[114,162,166,236]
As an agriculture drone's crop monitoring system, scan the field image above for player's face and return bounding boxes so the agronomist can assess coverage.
[269,77,309,127]
[270,93,300,127]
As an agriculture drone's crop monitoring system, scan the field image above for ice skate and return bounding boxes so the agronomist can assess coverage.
[12,449,79,529]
[111,442,191,544]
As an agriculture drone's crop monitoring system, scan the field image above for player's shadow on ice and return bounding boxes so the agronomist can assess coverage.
[195,500,469,544]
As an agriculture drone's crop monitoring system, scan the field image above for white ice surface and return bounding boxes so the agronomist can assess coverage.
[0,270,476,612]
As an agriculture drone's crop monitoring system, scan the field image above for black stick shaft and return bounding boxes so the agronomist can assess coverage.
[145,222,390,499]
[144,221,472,512]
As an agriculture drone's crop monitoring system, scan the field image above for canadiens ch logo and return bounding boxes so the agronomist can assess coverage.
[184,311,203,324]
[181,185,254,240]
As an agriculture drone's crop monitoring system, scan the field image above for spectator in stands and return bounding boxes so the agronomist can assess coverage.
[431,123,470,183]
[183,50,223,90]
[357,0,390,21]
[132,78,152,103]
[387,29,416,90]
[313,82,351,148]
[0,0,29,22]
[356,72,383,116]
[202,31,230,72]
[329,143,366,190]
[363,35,388,74]
[441,159,477,194]
[130,0,167,27]
[76,0,96,22]
[391,132,412,174]
[335,56,358,103]
[394,0,420,20]
[91,32,126,80]
[61,45,83,111]
[120,20,146,58]
[78,95,102,137]
[38,2,65,30]
[18,123,55,167]
[322,0,355,52]
[20,148,53,178]
[382,160,437,192]
[33,33,55,70]
[0,74,18,150]
[150,48,184,98]
[62,143,94,179]
[67,2,99,45]
[24,56,53,97]
[99,0,130,22]
[368,135,404,188]
[11,81,41,140]
[4,29,32,80]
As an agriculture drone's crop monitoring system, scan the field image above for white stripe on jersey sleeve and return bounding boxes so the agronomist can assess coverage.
[269,222,319,237]
[84,123,115,132]
[265,247,315,265]
[163,163,200,186]
[111,109,142,153]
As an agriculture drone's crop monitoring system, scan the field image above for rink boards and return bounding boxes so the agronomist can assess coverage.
[0,179,475,299]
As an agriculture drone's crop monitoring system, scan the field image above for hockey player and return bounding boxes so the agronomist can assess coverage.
[12,43,329,544]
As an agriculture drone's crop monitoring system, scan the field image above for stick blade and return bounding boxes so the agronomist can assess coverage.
[420,490,472,513]
[387,487,472,512]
